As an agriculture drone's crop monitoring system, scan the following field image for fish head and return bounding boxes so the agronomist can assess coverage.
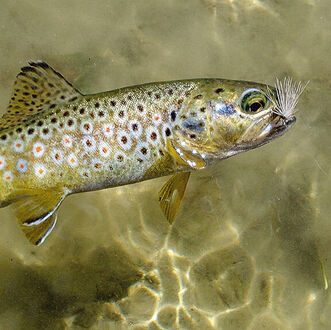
[170,78,305,166]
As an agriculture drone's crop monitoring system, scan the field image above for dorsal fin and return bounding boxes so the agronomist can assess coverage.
[0,61,82,130]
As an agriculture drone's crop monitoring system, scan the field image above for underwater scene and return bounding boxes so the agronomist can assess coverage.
[0,0,330,329]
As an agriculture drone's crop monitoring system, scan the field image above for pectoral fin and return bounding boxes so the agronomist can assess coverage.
[12,188,66,245]
[158,172,190,224]
[167,139,206,170]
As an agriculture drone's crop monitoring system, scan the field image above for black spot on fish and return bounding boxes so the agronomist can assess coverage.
[138,105,144,112]
[67,119,74,127]
[28,128,35,135]
[110,100,116,106]
[37,121,43,127]
[200,107,206,113]
[16,128,22,133]
[150,132,157,140]
[118,110,124,118]
[215,88,224,94]
[63,111,70,117]
[132,123,138,131]
[168,89,174,95]
[69,96,78,102]
[193,94,203,100]
[1,135,7,140]
[79,108,85,114]
[165,128,171,136]
[95,102,100,108]
[51,118,57,123]
[190,134,196,139]
[121,136,128,144]
[98,111,105,117]
[171,111,177,121]
[42,128,49,135]
[141,147,147,155]
[183,118,205,132]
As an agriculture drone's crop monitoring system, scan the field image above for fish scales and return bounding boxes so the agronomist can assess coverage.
[0,62,306,245]
[0,80,194,195]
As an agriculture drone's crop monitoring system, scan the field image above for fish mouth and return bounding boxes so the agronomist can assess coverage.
[263,115,296,142]
[231,114,296,154]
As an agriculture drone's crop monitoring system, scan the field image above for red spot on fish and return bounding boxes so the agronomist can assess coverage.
[155,116,160,120]
[16,143,22,148]
[20,164,25,169]
[36,146,42,153]
[38,169,44,174]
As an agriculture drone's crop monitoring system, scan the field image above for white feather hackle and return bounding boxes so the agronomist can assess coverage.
[266,77,309,119]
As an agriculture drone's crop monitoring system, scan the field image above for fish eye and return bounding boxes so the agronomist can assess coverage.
[240,88,268,114]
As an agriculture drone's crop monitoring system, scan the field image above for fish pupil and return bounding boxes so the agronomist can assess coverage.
[252,100,264,112]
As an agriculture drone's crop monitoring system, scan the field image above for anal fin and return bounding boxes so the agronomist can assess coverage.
[158,172,190,224]
[13,188,66,245]
[20,214,58,246]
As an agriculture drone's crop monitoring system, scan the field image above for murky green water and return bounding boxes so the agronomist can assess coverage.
[0,0,330,329]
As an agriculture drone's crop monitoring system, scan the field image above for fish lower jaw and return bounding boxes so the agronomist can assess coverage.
[225,116,296,155]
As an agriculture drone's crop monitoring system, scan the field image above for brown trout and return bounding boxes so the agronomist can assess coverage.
[0,62,307,245]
